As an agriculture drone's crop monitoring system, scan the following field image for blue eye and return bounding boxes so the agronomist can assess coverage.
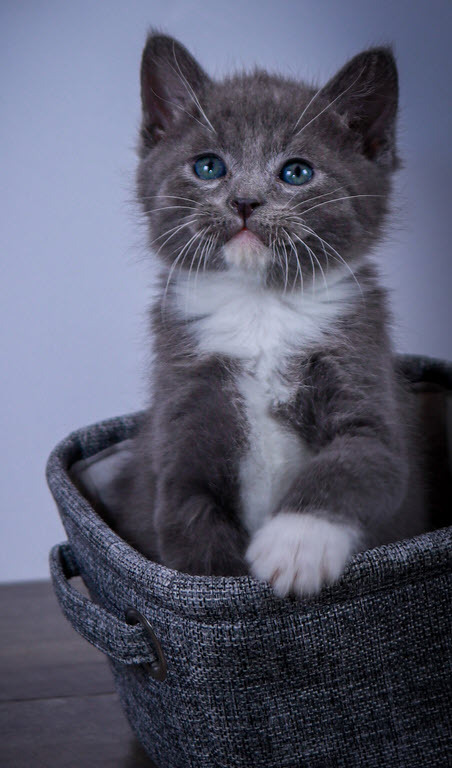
[280,160,314,185]
[194,155,226,180]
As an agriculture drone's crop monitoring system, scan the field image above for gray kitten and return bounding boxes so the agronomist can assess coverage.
[111,32,427,596]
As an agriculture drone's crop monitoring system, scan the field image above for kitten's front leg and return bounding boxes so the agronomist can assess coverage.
[152,360,249,576]
[156,488,249,576]
[246,366,408,598]
[246,511,361,597]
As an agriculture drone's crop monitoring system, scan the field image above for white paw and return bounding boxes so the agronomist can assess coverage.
[245,511,360,597]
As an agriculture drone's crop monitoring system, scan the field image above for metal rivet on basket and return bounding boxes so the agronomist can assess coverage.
[125,607,167,682]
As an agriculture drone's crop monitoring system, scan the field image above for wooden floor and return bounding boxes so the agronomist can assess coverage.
[0,579,157,767]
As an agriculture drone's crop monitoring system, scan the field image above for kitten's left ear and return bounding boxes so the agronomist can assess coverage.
[139,32,211,152]
[324,47,399,168]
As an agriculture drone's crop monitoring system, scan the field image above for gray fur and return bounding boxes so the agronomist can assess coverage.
[110,33,427,584]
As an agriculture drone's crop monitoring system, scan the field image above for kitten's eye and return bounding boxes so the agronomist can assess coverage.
[280,160,314,185]
[194,155,227,180]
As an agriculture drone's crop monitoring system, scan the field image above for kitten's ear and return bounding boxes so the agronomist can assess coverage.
[139,32,211,151]
[324,47,399,167]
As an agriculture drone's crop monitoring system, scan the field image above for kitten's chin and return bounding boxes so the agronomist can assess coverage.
[222,229,270,273]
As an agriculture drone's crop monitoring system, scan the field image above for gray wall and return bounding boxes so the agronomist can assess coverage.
[1,0,451,581]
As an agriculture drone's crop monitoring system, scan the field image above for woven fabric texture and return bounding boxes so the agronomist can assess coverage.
[47,355,452,768]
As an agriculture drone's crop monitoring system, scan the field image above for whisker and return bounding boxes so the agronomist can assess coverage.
[196,234,209,281]
[320,238,330,274]
[208,232,219,271]
[186,232,206,303]
[297,235,317,295]
[282,186,345,212]
[171,42,216,134]
[283,216,325,290]
[147,84,209,131]
[147,205,200,214]
[281,228,303,294]
[161,229,204,313]
[294,67,365,137]
[280,237,290,295]
[150,220,193,249]
[271,227,285,290]
[203,232,213,272]
[141,194,200,204]
[309,244,328,297]
[150,217,198,251]
[299,193,385,217]
[292,79,328,132]
[299,223,363,299]
[286,229,314,295]
[292,232,330,300]
[195,233,213,286]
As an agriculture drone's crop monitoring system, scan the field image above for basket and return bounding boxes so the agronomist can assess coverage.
[47,355,452,768]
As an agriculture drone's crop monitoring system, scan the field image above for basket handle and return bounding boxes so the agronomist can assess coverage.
[49,542,167,680]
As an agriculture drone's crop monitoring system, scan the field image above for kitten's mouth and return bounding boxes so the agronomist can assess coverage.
[223,227,270,272]
[229,228,263,246]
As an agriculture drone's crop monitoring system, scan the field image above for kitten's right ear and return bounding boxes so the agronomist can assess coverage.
[323,47,399,168]
[139,32,211,152]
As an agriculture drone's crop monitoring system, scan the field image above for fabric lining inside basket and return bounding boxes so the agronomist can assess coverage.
[70,439,134,514]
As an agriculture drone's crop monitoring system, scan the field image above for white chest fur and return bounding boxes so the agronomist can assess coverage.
[172,267,357,534]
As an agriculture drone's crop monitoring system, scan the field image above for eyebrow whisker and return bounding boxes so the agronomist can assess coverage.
[294,66,365,138]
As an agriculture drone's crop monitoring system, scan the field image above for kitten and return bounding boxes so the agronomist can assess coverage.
[111,32,427,596]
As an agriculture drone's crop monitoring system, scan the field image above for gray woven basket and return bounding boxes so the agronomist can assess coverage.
[47,355,452,768]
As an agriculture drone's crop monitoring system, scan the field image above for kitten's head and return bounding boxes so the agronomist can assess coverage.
[137,32,399,290]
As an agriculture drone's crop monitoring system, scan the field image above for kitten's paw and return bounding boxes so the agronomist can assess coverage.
[245,511,360,597]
